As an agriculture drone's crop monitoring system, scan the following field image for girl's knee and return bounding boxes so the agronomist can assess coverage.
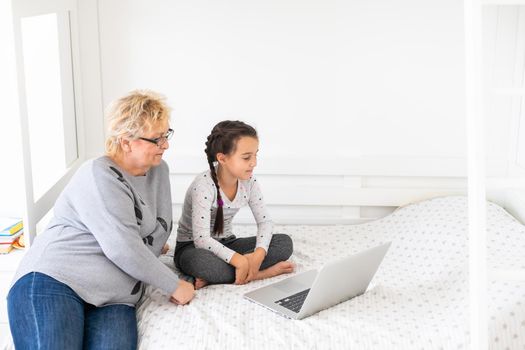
[180,249,235,283]
[272,233,293,259]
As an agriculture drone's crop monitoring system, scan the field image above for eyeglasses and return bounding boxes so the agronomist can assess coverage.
[138,128,174,148]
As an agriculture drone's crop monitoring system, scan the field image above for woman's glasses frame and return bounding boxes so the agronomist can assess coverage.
[138,128,174,148]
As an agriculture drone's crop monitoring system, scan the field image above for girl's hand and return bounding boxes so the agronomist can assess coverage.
[244,248,266,282]
[170,279,195,305]
[161,243,170,255]
[230,253,250,285]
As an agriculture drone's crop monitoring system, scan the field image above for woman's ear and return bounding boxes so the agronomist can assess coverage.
[120,138,132,153]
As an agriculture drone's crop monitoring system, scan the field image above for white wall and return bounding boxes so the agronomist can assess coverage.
[482,6,525,215]
[0,0,25,218]
[483,6,514,176]
[92,0,469,223]
[483,6,525,177]
[77,0,105,159]
[98,0,466,159]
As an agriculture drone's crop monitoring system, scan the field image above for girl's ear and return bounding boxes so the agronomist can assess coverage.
[216,152,227,164]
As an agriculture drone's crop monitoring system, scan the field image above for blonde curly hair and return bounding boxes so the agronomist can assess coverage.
[105,90,171,157]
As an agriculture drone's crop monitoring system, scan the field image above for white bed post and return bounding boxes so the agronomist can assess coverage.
[464,0,487,349]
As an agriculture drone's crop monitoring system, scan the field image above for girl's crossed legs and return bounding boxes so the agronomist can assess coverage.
[174,233,293,287]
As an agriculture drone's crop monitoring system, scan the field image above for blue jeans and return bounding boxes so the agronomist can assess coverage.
[7,272,137,350]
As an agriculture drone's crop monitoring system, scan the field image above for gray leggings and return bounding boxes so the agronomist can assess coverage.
[174,234,293,285]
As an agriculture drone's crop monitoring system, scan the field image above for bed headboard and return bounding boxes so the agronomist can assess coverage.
[168,155,469,224]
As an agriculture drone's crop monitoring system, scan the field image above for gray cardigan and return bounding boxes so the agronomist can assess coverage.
[12,156,179,306]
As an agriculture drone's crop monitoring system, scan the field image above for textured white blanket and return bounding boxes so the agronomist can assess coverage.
[4,196,521,349]
[136,196,525,349]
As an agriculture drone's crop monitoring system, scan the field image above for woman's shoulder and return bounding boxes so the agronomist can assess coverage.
[59,157,115,195]
[90,155,114,170]
[89,156,124,178]
[74,156,128,184]
[72,157,103,177]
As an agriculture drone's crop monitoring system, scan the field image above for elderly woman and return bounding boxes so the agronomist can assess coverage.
[7,90,194,349]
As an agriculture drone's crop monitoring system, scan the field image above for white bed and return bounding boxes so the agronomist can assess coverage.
[2,196,523,349]
[136,196,525,349]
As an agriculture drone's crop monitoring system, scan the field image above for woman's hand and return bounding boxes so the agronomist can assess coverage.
[230,253,250,285]
[244,248,266,282]
[170,279,195,305]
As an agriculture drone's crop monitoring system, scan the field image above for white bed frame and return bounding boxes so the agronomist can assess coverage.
[169,154,471,225]
[169,155,525,226]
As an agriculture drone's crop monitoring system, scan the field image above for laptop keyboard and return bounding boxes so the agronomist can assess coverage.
[275,289,310,313]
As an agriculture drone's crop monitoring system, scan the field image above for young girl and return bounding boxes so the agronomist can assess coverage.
[174,120,294,288]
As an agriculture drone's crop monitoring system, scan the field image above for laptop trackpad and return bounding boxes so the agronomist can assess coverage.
[273,279,308,294]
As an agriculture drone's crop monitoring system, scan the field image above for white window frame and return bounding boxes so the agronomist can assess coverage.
[12,0,85,245]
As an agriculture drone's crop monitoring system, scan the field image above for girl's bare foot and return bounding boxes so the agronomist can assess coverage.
[255,261,295,280]
[194,278,208,290]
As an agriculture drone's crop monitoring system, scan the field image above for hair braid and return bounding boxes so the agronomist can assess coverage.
[205,133,224,234]
[203,121,258,236]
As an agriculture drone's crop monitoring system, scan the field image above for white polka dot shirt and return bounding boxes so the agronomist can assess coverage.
[176,169,274,263]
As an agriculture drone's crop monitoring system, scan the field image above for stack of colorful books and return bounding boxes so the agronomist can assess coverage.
[0,217,24,254]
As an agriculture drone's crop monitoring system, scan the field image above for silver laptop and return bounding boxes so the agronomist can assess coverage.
[244,242,391,320]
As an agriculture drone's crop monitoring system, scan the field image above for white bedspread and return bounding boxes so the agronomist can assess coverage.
[136,196,525,349]
[2,196,522,349]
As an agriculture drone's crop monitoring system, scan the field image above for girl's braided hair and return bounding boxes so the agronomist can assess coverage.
[204,120,258,234]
